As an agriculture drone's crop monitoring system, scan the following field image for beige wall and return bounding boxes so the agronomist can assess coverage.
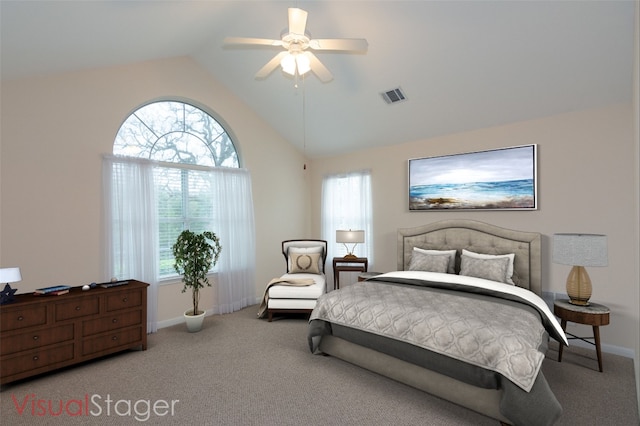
[310,104,639,356]
[0,57,310,321]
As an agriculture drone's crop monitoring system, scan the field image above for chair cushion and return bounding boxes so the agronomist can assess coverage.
[267,273,326,299]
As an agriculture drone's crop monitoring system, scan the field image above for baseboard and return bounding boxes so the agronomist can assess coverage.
[156,317,184,329]
[156,308,217,330]
[563,337,635,359]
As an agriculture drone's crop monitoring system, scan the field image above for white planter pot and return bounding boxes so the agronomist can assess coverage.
[184,309,206,332]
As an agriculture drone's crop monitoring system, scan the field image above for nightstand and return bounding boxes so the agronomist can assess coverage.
[333,257,367,290]
[553,299,610,372]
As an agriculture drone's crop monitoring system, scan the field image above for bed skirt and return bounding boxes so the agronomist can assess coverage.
[318,334,511,424]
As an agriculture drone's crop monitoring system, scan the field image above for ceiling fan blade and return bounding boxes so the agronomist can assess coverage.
[223,37,283,47]
[288,8,308,36]
[305,52,333,83]
[309,38,368,52]
[255,51,289,79]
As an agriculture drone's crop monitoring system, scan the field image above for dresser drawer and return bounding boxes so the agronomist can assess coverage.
[55,297,100,321]
[82,310,142,336]
[106,289,142,312]
[1,344,74,377]
[1,324,74,356]
[82,327,142,356]
[0,305,47,332]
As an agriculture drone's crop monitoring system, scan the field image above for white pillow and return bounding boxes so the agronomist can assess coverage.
[413,248,456,274]
[288,246,324,273]
[462,249,515,284]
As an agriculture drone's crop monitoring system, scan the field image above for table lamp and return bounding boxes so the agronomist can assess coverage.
[336,230,364,260]
[552,233,607,306]
[0,267,22,305]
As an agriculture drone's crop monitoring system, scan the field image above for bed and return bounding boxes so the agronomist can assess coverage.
[308,219,567,426]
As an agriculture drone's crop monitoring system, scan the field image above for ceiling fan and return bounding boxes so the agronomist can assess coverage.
[223,7,368,83]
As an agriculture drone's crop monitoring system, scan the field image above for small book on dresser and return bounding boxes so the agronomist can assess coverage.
[100,280,129,288]
[34,285,71,295]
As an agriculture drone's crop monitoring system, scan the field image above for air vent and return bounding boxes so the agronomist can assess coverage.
[381,87,407,104]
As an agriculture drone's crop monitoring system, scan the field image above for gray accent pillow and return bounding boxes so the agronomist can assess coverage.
[462,249,515,284]
[408,251,450,273]
[413,248,456,274]
[460,255,511,283]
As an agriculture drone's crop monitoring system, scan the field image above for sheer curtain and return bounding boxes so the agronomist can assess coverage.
[208,167,256,314]
[321,170,373,285]
[102,156,159,333]
[103,156,256,331]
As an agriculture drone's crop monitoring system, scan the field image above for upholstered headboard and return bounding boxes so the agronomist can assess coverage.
[282,239,328,274]
[397,220,542,295]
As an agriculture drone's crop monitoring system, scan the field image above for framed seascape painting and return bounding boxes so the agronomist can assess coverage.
[408,145,537,211]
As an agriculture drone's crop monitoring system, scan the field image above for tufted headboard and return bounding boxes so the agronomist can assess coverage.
[397,219,542,295]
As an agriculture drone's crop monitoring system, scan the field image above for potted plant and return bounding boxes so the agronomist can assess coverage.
[172,230,222,332]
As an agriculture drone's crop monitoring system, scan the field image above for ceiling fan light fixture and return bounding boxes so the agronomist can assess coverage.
[281,53,297,75]
[280,52,311,76]
[296,53,311,75]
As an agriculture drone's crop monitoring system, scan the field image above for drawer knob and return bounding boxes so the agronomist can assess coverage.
[17,315,24,321]
[122,298,128,303]
[33,335,39,340]
[75,306,81,311]
[112,318,118,323]
[33,355,39,361]
[112,336,118,341]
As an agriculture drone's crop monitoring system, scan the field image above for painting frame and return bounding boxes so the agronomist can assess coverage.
[408,144,538,211]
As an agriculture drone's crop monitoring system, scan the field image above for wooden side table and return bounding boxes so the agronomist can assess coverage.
[553,299,610,372]
[333,257,367,290]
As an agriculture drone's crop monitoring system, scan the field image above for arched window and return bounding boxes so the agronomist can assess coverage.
[110,100,242,278]
[114,100,239,167]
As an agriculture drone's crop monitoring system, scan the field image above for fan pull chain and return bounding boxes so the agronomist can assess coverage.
[302,73,307,170]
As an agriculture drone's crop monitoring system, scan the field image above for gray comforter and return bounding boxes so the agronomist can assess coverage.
[308,273,563,425]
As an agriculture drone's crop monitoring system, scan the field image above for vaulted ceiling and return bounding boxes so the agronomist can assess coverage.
[1,1,635,158]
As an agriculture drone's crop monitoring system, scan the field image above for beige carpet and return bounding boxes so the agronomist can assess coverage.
[1,305,638,425]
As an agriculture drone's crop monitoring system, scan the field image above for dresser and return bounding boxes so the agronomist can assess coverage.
[0,280,148,385]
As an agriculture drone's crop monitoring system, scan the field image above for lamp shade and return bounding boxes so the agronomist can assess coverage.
[0,267,22,283]
[336,230,364,244]
[296,53,311,75]
[281,53,297,75]
[552,234,608,267]
[280,52,311,76]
